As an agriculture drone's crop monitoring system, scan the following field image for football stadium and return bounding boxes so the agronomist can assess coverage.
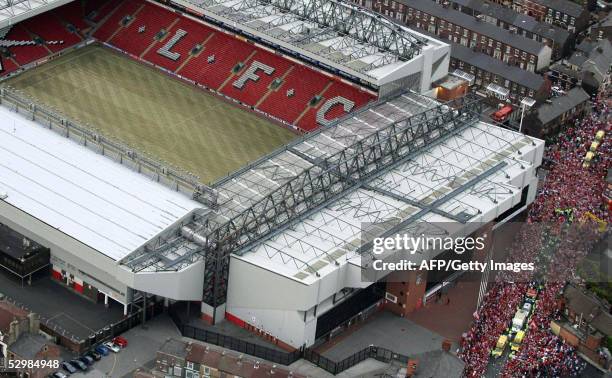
[0,0,543,353]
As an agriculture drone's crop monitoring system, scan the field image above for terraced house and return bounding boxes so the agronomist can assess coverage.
[356,0,552,72]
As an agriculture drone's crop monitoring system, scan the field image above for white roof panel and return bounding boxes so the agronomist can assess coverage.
[0,106,203,261]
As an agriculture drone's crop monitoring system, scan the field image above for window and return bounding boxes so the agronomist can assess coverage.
[174,366,182,377]
[186,362,194,370]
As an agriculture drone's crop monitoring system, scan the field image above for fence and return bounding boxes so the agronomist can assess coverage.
[168,305,409,375]
[0,291,164,354]
[0,87,217,207]
[304,346,410,375]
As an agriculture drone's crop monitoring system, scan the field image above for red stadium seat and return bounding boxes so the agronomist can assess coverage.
[0,0,377,131]
[93,0,143,42]
[297,81,374,131]
[4,26,49,66]
[220,49,292,107]
[110,1,178,57]
[53,1,89,30]
[0,57,20,76]
[257,65,330,126]
[144,17,213,73]
[21,13,82,53]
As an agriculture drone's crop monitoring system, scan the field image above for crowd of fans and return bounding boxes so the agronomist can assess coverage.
[460,88,611,377]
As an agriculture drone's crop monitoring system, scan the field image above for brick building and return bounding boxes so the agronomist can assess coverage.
[549,39,612,96]
[523,87,590,137]
[153,339,306,378]
[450,42,549,104]
[355,0,552,72]
[446,0,571,59]
[512,0,589,33]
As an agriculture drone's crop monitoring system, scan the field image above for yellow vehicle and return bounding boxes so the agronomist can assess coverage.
[510,330,525,352]
[596,130,605,142]
[491,334,508,358]
[590,141,600,152]
[582,212,608,232]
[583,151,594,168]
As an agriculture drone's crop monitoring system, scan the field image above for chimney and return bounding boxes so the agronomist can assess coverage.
[28,312,40,334]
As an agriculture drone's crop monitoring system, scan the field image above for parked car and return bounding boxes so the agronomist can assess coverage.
[79,355,94,366]
[69,359,87,371]
[50,372,69,378]
[103,341,121,353]
[86,351,102,361]
[95,344,110,356]
[112,336,128,348]
[61,361,77,374]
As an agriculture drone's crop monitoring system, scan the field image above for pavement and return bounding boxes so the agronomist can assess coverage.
[0,271,124,341]
[321,311,452,361]
[67,313,181,378]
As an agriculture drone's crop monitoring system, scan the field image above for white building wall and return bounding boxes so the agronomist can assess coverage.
[0,200,129,303]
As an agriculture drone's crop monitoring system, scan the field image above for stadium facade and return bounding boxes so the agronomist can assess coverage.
[0,0,543,350]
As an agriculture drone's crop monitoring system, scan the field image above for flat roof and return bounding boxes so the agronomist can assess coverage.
[213,92,543,282]
[0,106,204,261]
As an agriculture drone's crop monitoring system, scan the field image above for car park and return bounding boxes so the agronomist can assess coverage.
[95,344,110,356]
[104,341,121,353]
[61,361,77,374]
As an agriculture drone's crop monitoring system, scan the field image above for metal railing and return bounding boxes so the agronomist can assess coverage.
[169,304,410,375]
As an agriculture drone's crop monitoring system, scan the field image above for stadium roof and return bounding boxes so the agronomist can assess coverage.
[205,92,543,282]
[0,0,72,28]
[171,0,439,84]
[0,105,205,262]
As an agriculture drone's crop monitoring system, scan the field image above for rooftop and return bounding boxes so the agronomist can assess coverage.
[207,92,543,282]
[0,0,72,28]
[171,0,441,84]
[531,0,585,18]
[450,42,545,90]
[535,87,590,124]
[0,106,205,262]
[453,0,569,45]
[399,0,548,55]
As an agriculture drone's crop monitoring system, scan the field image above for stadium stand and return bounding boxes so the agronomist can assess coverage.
[87,0,125,22]
[297,81,374,129]
[93,0,144,42]
[221,49,292,107]
[21,13,82,52]
[0,0,376,130]
[3,25,50,65]
[108,2,178,57]
[0,56,19,75]
[53,1,89,31]
[144,18,213,72]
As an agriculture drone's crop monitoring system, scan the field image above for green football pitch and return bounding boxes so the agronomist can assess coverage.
[6,45,297,184]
